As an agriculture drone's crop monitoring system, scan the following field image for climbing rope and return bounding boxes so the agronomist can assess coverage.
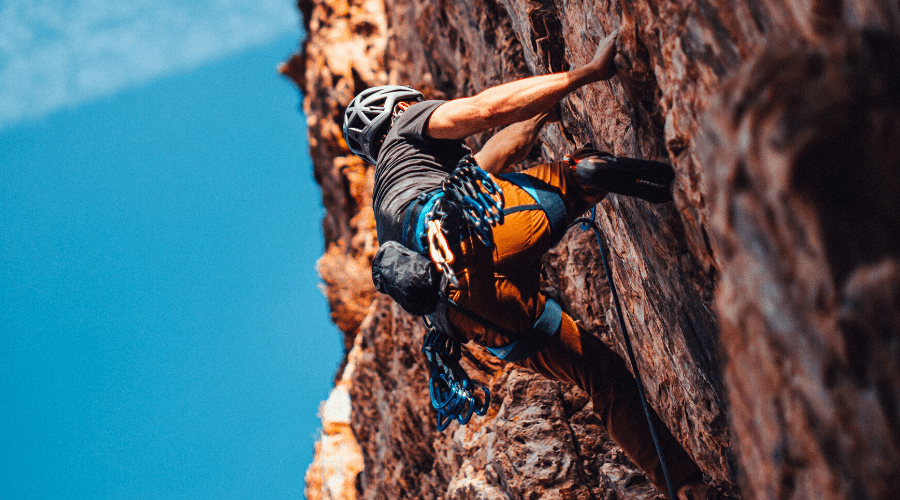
[572,206,677,500]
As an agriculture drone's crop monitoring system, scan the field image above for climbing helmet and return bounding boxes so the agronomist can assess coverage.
[343,85,424,164]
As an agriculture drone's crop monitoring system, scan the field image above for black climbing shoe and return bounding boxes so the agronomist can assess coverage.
[575,155,675,204]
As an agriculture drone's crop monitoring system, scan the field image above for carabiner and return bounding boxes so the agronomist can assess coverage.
[427,219,458,287]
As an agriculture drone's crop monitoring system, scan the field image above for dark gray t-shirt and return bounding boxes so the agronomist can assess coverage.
[373,100,470,243]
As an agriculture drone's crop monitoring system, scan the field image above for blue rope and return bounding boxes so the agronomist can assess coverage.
[573,207,677,500]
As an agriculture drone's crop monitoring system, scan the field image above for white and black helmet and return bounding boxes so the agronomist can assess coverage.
[343,85,424,164]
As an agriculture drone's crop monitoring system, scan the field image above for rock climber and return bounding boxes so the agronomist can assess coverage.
[343,30,713,500]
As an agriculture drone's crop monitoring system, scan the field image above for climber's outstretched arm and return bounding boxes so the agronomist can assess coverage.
[427,29,618,141]
[472,109,557,175]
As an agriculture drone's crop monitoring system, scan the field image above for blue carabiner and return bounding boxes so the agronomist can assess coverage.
[454,394,477,425]
[471,384,490,416]
[421,321,491,432]
[429,376,454,410]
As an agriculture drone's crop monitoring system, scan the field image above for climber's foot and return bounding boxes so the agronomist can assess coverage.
[575,156,674,204]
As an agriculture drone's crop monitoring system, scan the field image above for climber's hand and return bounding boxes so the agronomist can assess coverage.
[587,29,619,80]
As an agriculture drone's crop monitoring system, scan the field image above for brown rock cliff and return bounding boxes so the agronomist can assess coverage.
[281,0,900,498]
[701,29,900,499]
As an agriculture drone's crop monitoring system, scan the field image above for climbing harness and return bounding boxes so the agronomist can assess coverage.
[421,318,490,431]
[573,206,677,500]
[401,189,447,255]
[484,298,562,362]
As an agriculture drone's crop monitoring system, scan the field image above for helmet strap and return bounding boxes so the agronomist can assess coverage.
[391,101,413,126]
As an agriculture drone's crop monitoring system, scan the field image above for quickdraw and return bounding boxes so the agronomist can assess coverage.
[440,156,505,248]
[421,319,490,431]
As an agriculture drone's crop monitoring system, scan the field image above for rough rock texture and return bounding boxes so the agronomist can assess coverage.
[305,334,366,500]
[281,0,900,498]
[701,30,900,500]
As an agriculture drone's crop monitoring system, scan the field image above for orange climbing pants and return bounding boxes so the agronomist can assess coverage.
[446,160,701,493]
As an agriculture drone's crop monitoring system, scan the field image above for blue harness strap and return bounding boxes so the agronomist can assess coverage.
[401,189,444,254]
[499,172,568,246]
[485,298,562,362]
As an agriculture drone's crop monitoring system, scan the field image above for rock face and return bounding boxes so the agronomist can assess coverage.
[304,335,366,500]
[701,30,900,500]
[281,0,900,498]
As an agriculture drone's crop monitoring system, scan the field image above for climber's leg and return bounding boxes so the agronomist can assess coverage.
[517,313,703,494]
[448,269,705,494]
[517,149,675,205]
[442,160,701,495]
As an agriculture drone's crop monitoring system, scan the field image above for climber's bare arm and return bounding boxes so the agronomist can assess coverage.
[427,29,618,141]
[473,109,558,175]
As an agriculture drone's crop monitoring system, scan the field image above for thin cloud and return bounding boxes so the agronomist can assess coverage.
[0,0,299,129]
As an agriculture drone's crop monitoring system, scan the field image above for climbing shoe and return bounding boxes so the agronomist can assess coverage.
[575,155,675,204]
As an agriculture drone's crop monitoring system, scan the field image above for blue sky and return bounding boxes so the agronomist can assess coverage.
[1,2,344,499]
